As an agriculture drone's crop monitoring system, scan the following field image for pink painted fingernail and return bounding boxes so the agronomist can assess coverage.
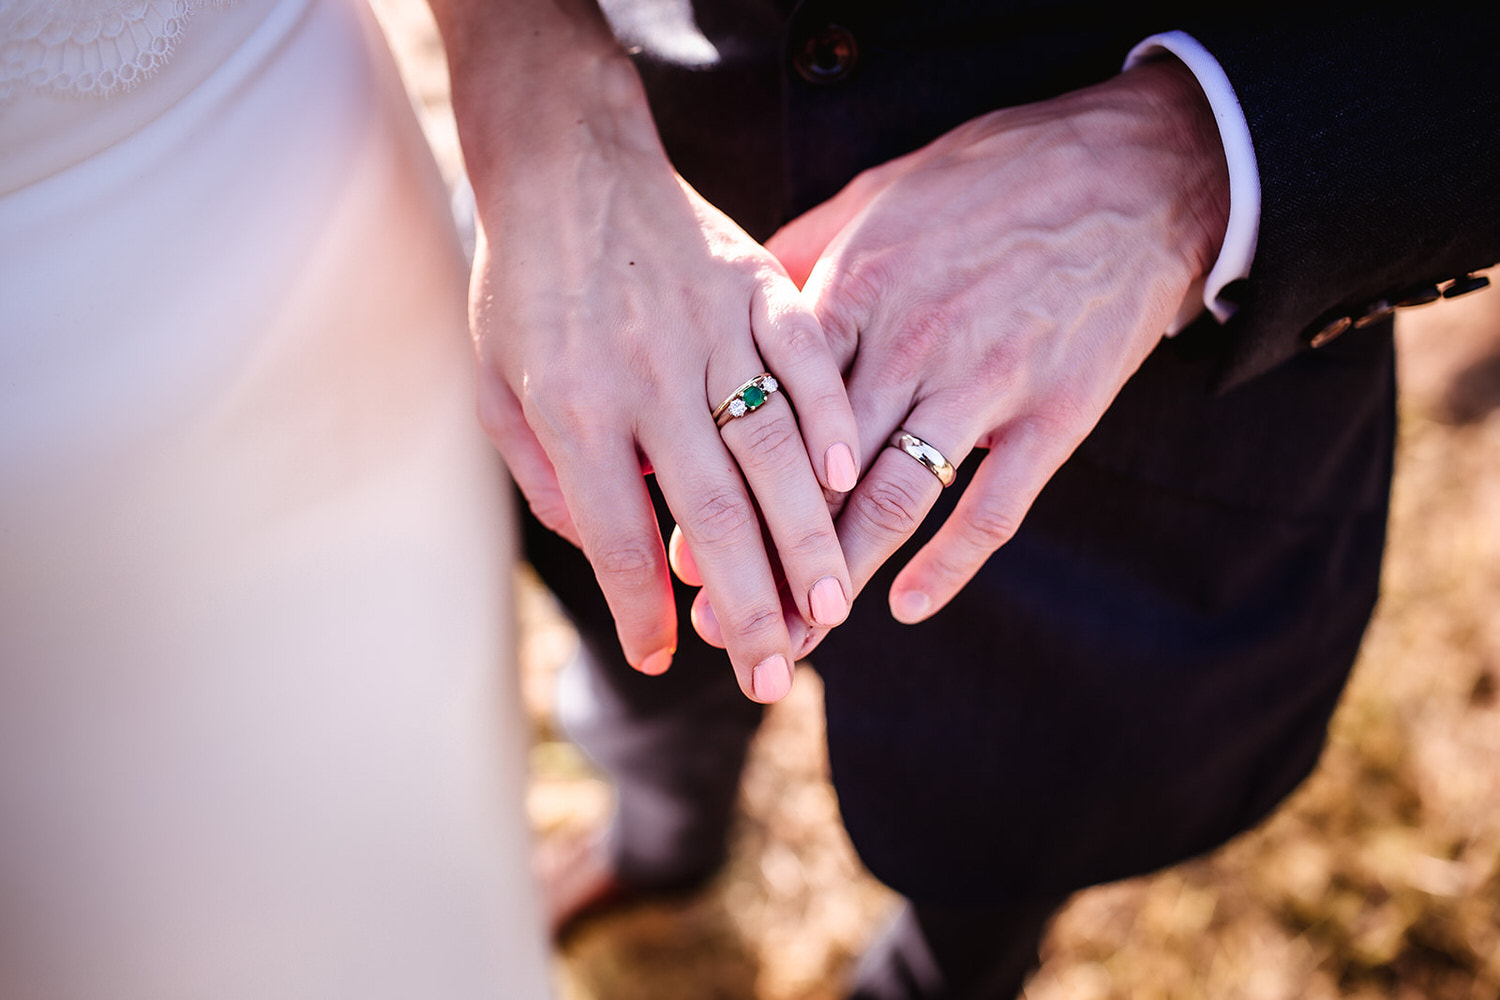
[810,576,848,626]
[751,653,793,703]
[891,589,932,625]
[639,648,674,676]
[693,599,723,645]
[826,442,858,493]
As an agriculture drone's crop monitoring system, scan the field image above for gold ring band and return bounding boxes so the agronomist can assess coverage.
[888,429,956,488]
[712,373,780,428]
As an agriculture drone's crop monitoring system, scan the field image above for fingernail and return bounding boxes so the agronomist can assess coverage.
[751,653,793,702]
[826,442,858,493]
[639,648,674,676]
[668,530,700,584]
[891,589,932,625]
[693,599,722,645]
[810,576,849,626]
[797,630,822,658]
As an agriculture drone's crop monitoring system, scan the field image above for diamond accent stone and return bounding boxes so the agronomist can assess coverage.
[728,399,748,417]
[762,376,778,393]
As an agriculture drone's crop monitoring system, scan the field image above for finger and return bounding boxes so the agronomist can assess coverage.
[835,414,976,610]
[692,581,830,660]
[889,416,1076,623]
[667,524,702,586]
[835,444,944,603]
[713,369,852,633]
[648,429,795,704]
[751,277,861,494]
[690,589,723,647]
[477,381,581,546]
[815,325,937,601]
[545,428,677,676]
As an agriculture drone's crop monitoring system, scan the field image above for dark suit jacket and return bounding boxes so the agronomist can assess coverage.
[528,0,1500,903]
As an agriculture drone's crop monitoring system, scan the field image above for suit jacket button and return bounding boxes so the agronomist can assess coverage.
[1394,283,1442,308]
[1352,299,1396,329]
[1310,314,1353,347]
[793,25,859,84]
[1443,273,1491,298]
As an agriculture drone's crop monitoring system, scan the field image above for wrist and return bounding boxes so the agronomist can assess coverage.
[1119,56,1232,280]
[433,1,661,200]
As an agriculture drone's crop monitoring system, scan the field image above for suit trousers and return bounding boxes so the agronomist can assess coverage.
[524,313,1396,997]
[525,4,1401,990]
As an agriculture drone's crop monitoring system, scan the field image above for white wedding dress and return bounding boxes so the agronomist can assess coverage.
[0,0,550,995]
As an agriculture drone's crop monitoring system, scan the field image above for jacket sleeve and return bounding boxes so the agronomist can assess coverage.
[1181,7,1500,389]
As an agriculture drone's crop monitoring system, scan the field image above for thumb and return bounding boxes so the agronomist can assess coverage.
[766,202,854,288]
[767,156,913,287]
[765,165,888,287]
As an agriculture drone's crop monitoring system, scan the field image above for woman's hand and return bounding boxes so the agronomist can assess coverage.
[435,0,859,701]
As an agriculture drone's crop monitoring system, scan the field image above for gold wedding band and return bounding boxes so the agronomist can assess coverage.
[889,429,956,488]
[712,373,780,428]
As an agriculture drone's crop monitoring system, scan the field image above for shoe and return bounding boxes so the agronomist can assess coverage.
[536,825,722,941]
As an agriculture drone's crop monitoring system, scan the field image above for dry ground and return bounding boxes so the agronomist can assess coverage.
[368,5,1500,995]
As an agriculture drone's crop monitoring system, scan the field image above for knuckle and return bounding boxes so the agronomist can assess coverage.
[718,601,785,643]
[963,501,1023,550]
[783,523,837,564]
[858,475,929,537]
[527,492,574,539]
[735,415,804,466]
[839,257,894,315]
[685,486,758,548]
[846,164,889,200]
[522,400,589,449]
[1021,392,1092,451]
[773,320,826,363]
[922,543,980,590]
[590,539,661,587]
[803,383,848,416]
[974,339,1025,396]
[518,367,617,451]
[881,303,963,387]
[675,286,719,331]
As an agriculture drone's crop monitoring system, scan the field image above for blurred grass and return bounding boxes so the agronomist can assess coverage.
[369,4,1500,994]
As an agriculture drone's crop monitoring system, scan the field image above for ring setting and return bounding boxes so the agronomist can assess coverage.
[889,429,956,487]
[713,373,780,428]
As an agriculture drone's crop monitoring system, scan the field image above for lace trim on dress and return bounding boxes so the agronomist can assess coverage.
[1,0,236,101]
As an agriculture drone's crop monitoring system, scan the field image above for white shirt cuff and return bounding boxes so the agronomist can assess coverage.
[1126,30,1260,334]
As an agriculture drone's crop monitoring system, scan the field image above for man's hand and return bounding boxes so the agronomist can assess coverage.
[431,0,861,701]
[797,57,1230,625]
[686,57,1229,649]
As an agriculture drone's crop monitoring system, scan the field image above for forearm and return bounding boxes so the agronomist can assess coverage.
[425,0,664,206]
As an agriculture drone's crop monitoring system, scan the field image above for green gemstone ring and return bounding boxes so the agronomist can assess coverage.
[713,373,780,428]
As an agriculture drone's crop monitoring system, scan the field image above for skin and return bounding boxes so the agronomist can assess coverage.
[426,0,862,702]
[681,57,1232,657]
[429,0,1230,689]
